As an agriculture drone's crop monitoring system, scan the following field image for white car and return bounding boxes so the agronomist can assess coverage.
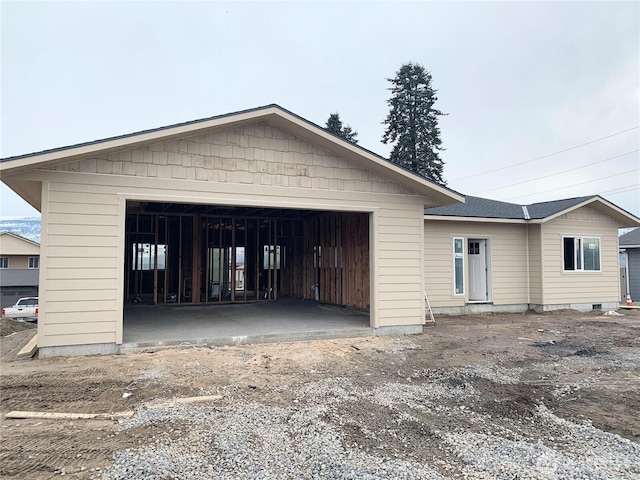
[2,297,38,322]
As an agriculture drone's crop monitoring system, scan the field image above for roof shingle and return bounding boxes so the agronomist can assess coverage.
[423,195,594,220]
[619,228,640,247]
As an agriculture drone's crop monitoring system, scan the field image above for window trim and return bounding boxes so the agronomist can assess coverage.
[453,237,465,295]
[28,257,39,269]
[0,257,8,269]
[562,235,601,272]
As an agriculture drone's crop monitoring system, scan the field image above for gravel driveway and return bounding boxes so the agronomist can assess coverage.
[1,310,639,479]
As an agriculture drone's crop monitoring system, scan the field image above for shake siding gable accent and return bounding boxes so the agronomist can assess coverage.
[541,206,621,304]
[49,122,416,196]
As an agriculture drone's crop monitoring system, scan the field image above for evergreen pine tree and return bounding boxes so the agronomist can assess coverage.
[325,113,358,144]
[382,62,446,185]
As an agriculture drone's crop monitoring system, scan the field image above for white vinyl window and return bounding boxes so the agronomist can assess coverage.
[0,257,8,269]
[563,236,600,271]
[28,257,39,269]
[453,237,464,295]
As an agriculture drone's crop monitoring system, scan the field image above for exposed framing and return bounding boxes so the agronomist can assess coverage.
[123,202,371,311]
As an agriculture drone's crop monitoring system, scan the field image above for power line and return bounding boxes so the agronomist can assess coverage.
[451,126,640,182]
[598,184,640,197]
[504,168,639,200]
[470,150,639,195]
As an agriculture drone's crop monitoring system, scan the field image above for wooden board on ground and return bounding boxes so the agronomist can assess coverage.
[5,411,133,420]
[4,394,223,421]
[16,334,38,358]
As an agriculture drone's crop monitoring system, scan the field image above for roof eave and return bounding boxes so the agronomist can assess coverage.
[539,196,640,227]
[423,215,530,224]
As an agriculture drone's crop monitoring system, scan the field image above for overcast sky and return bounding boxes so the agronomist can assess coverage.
[1,1,638,218]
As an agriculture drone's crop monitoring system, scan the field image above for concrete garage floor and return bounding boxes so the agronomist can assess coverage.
[122,298,372,349]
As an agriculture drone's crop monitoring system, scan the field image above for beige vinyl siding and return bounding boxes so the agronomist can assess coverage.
[377,204,425,325]
[38,182,120,347]
[541,205,620,304]
[424,220,529,307]
[424,221,463,308]
[22,120,433,348]
[527,224,543,304]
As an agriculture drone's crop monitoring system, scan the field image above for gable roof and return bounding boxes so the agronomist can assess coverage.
[423,195,531,220]
[0,104,464,207]
[619,228,640,248]
[424,195,640,227]
[525,197,595,219]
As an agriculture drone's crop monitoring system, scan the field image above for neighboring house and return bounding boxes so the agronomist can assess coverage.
[0,104,464,357]
[424,196,640,314]
[0,231,40,307]
[619,228,640,303]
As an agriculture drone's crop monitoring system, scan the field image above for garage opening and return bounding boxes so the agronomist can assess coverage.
[125,201,370,310]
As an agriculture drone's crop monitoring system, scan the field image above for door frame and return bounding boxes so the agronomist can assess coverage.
[467,238,491,303]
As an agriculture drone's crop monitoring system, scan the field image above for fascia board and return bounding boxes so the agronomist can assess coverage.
[423,215,528,224]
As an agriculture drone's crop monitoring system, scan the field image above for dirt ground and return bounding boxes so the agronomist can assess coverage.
[1,309,639,479]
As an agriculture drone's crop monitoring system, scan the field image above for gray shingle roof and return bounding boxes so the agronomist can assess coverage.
[525,197,594,219]
[620,228,640,247]
[424,195,594,220]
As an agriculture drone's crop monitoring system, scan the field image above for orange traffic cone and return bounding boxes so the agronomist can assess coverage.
[626,293,634,306]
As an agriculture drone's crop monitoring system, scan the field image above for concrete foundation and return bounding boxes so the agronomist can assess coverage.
[530,302,620,313]
[431,303,530,316]
[432,301,621,316]
[38,343,120,358]
[373,325,423,336]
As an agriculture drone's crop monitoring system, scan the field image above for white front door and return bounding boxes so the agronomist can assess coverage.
[468,239,488,302]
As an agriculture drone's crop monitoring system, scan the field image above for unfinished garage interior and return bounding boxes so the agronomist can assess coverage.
[126,202,370,309]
